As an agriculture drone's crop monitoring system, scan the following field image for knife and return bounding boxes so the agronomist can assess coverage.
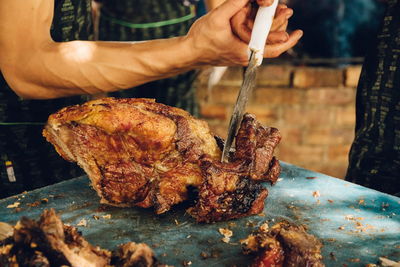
[221,0,279,163]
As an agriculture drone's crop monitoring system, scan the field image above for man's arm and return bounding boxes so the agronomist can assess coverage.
[205,0,226,10]
[205,0,275,10]
[0,0,301,100]
[0,0,204,99]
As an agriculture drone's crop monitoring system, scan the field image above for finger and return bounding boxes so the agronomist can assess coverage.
[237,25,252,44]
[230,5,253,43]
[257,0,274,6]
[275,4,288,15]
[266,31,289,44]
[233,4,289,43]
[245,5,257,30]
[233,22,288,45]
[264,29,303,58]
[277,20,288,32]
[271,7,293,31]
[216,0,251,19]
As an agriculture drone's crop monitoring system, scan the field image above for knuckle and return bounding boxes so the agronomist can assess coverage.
[236,55,248,66]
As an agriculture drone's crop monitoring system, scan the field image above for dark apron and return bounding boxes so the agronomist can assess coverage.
[97,0,199,116]
[0,0,93,198]
[345,0,400,196]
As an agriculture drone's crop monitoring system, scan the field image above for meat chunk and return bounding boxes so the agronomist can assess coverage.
[111,243,158,267]
[43,98,281,222]
[0,209,164,267]
[241,221,325,267]
[0,209,111,267]
[189,115,281,223]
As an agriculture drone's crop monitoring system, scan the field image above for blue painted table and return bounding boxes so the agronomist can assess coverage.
[1,162,399,266]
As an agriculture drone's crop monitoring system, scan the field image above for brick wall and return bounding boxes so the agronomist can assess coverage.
[196,65,362,179]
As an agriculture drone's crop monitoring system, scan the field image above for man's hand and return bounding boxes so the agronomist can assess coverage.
[186,0,302,66]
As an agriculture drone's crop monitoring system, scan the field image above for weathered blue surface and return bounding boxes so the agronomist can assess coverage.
[1,162,399,267]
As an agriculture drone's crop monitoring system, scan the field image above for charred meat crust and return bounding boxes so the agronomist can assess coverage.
[189,114,281,223]
[43,98,282,222]
[234,114,282,182]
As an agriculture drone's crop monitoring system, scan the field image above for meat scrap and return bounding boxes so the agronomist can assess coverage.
[241,221,325,267]
[43,98,281,223]
[219,228,233,243]
[0,209,166,267]
[6,202,20,209]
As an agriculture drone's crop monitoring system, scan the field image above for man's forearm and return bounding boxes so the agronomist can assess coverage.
[0,0,200,99]
[205,0,226,10]
[21,37,199,99]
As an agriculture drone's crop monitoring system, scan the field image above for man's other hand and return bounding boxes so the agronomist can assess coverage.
[186,0,302,66]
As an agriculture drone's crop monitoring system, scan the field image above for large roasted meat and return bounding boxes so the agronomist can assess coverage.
[43,97,281,222]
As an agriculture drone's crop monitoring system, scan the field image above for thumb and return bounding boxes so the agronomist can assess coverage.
[257,0,274,6]
[215,0,250,19]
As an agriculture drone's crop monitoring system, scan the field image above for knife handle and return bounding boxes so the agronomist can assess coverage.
[248,0,279,66]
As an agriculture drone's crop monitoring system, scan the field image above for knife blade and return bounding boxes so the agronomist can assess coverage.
[221,0,279,163]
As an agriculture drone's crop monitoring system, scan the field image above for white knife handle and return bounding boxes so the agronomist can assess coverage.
[248,0,279,66]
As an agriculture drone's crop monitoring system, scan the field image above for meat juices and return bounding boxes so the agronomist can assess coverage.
[43,98,281,222]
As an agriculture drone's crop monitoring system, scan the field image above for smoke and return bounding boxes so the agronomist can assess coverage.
[288,0,385,59]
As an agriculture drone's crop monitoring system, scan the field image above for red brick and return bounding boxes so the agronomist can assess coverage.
[245,105,280,125]
[199,104,228,120]
[257,65,292,87]
[282,107,333,127]
[218,67,243,86]
[196,66,236,87]
[296,162,326,174]
[196,67,213,86]
[278,127,302,145]
[253,88,304,105]
[335,106,356,127]
[207,85,240,104]
[292,162,347,179]
[345,65,362,87]
[278,145,325,164]
[305,88,356,105]
[327,144,351,163]
[304,128,354,146]
[196,86,208,103]
[316,164,349,179]
[293,67,344,88]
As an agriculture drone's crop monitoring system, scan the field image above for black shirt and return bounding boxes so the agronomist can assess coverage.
[346,0,400,196]
[0,0,93,198]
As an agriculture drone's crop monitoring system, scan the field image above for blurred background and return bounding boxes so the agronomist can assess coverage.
[196,0,386,178]
[283,0,385,61]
